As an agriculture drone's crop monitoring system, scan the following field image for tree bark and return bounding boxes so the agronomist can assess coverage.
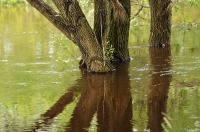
[94,0,112,65]
[149,0,172,47]
[109,0,131,61]
[26,0,75,43]
[94,0,111,46]
[94,0,131,62]
[26,0,113,72]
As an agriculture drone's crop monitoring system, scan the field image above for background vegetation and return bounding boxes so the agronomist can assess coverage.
[0,0,25,6]
[1,0,200,27]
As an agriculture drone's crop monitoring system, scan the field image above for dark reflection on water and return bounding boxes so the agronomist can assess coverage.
[147,48,172,132]
[32,63,132,132]
[96,64,132,132]
[31,51,173,131]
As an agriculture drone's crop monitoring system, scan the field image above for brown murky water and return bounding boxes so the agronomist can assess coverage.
[0,6,200,132]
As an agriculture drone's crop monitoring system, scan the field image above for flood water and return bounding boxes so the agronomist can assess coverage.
[0,6,200,132]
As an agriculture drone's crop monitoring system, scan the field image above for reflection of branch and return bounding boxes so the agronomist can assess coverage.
[42,92,74,118]
[31,79,82,131]
[31,91,74,131]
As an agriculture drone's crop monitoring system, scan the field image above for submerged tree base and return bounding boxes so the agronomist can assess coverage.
[90,60,114,73]
[79,59,114,73]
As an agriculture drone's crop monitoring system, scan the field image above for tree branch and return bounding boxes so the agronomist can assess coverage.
[51,0,67,20]
[26,0,76,44]
[132,5,143,19]
[131,0,149,20]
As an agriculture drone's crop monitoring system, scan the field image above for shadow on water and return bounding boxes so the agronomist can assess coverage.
[147,48,172,131]
[32,63,133,132]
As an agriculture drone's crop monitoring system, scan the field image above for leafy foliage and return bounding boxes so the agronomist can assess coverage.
[106,44,115,61]
[131,0,200,26]
[0,0,26,6]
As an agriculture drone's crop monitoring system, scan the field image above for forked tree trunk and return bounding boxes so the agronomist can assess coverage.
[94,0,131,61]
[26,0,113,72]
[149,0,172,47]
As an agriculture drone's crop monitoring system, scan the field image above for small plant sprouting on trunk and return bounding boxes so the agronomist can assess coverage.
[106,44,115,61]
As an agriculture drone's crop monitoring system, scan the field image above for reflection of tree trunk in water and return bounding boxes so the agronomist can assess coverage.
[32,63,132,131]
[66,72,105,132]
[147,48,172,132]
[97,63,132,132]
[66,63,132,132]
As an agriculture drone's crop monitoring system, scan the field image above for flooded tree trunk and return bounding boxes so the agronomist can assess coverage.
[149,0,172,47]
[94,0,111,45]
[94,0,131,61]
[26,0,113,73]
[94,0,111,63]
[110,0,131,61]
